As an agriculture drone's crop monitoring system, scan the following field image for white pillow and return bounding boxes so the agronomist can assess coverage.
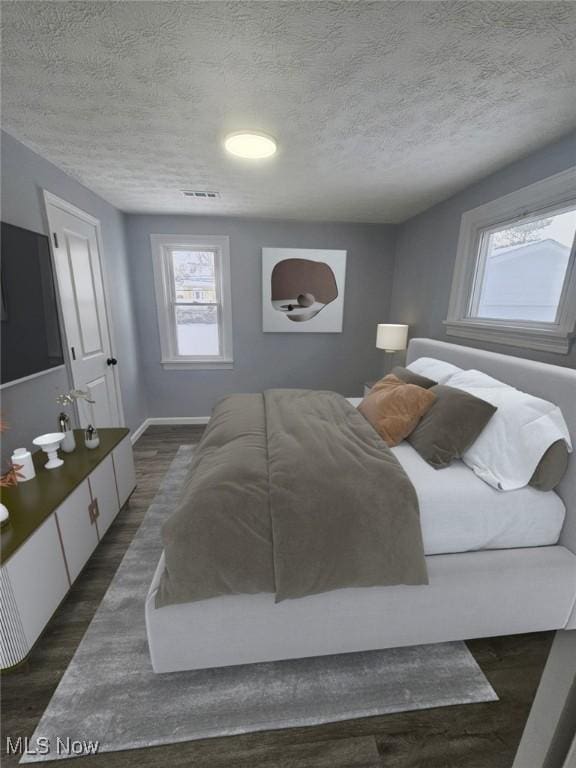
[406,357,462,384]
[446,369,572,491]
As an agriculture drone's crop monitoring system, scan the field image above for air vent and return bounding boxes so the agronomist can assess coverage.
[182,190,221,199]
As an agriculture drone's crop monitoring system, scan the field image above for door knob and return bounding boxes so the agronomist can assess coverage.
[106,357,118,366]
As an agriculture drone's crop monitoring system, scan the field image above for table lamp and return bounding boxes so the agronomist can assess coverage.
[376,324,408,371]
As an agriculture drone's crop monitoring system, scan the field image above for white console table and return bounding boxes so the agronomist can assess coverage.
[0,428,136,669]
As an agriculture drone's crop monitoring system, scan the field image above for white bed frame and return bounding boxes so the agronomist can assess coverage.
[146,338,576,673]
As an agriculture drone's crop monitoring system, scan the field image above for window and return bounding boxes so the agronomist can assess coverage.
[151,235,233,368]
[445,169,576,353]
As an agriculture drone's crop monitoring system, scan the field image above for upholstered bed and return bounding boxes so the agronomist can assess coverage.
[146,338,576,673]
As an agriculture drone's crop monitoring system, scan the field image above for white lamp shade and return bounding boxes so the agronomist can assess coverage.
[376,324,408,352]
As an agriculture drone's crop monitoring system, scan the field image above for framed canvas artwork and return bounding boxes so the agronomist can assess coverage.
[262,248,347,332]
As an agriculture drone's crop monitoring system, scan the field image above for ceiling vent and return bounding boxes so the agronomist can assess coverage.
[182,190,220,199]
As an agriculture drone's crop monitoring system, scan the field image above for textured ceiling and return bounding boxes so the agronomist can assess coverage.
[2,1,576,223]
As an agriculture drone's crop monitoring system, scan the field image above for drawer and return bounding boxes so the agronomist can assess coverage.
[5,515,69,649]
[90,455,120,538]
[56,481,99,584]
[112,435,136,507]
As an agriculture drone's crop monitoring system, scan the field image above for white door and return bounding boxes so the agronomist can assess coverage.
[44,193,123,428]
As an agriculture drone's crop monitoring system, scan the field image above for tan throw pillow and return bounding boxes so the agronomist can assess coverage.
[358,375,436,447]
[370,372,408,392]
[367,373,406,394]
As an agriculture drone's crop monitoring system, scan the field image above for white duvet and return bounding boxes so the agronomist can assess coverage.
[445,369,572,491]
[392,443,565,554]
[348,396,566,551]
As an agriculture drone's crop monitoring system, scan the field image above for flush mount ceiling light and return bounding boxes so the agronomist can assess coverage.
[224,131,277,159]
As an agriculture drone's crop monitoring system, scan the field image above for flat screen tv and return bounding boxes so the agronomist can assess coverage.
[1,222,65,385]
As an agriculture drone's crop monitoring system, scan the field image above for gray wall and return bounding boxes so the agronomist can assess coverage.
[0,131,147,461]
[125,215,396,417]
[3,127,573,459]
[390,130,576,368]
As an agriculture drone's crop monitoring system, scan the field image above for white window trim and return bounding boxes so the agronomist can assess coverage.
[150,234,233,369]
[444,167,576,354]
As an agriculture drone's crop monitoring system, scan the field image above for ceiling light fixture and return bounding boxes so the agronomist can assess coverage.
[224,131,277,159]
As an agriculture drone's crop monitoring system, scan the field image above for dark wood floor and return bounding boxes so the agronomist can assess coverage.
[1,426,551,768]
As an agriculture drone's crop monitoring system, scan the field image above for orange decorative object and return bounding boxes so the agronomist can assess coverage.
[0,464,24,488]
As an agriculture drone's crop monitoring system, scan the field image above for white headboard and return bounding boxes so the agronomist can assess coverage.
[406,338,576,555]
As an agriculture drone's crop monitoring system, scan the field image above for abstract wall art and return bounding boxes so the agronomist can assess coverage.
[262,248,347,332]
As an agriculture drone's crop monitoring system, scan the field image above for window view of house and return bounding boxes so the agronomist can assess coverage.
[473,208,576,323]
[171,249,220,356]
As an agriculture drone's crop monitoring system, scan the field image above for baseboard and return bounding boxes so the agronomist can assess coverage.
[131,416,210,444]
[130,419,150,445]
[147,416,211,425]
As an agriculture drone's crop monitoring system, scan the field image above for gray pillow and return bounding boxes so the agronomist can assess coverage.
[391,366,436,389]
[529,440,570,491]
[408,384,497,469]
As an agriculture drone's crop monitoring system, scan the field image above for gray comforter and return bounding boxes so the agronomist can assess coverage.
[156,390,428,607]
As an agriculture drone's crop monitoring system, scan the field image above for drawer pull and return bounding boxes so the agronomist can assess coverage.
[88,499,100,524]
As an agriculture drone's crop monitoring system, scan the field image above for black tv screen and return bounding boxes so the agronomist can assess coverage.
[1,222,65,384]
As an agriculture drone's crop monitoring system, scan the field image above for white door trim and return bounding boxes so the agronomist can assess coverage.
[44,191,101,227]
[43,190,126,427]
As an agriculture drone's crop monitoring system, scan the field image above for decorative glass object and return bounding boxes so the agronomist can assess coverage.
[58,412,76,453]
[84,425,100,450]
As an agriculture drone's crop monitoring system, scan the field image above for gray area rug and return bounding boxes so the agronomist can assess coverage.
[22,446,497,762]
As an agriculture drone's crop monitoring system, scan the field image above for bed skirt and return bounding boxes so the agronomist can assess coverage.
[146,546,576,673]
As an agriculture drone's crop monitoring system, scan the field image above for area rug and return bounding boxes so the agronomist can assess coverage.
[22,446,497,762]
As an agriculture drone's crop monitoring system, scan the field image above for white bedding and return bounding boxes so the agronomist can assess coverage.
[347,398,565,554]
[147,345,576,673]
[443,368,572,490]
[392,443,565,554]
